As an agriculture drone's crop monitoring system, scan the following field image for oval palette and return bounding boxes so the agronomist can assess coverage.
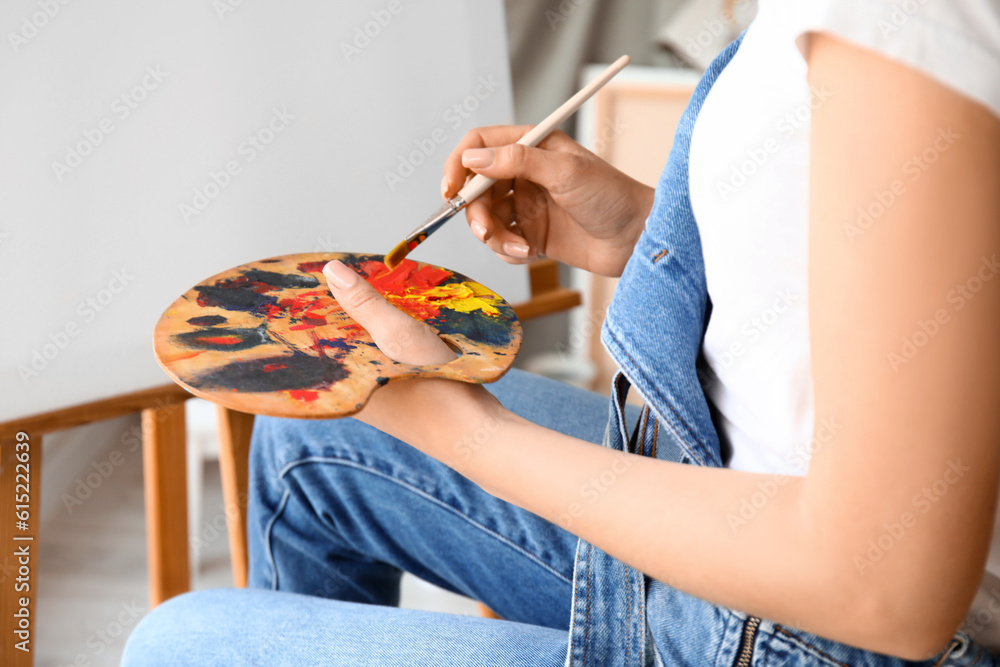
[153,253,522,419]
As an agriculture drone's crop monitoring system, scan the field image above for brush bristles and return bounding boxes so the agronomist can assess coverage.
[384,241,409,270]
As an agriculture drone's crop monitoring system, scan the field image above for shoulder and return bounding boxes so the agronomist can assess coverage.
[778,0,1000,119]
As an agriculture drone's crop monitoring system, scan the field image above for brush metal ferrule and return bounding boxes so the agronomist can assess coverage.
[404,195,467,244]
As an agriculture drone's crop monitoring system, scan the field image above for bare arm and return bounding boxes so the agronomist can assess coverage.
[324,33,1000,660]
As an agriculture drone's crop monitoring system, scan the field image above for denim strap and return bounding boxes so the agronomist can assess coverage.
[565,35,746,667]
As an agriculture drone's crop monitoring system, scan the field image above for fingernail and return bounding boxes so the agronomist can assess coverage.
[462,148,495,168]
[504,241,530,258]
[323,260,358,290]
[441,175,450,198]
[470,219,487,240]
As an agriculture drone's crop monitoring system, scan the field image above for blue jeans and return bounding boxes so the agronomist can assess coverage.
[122,368,643,666]
[121,366,996,665]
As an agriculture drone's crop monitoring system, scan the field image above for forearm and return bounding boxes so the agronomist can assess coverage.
[357,378,912,655]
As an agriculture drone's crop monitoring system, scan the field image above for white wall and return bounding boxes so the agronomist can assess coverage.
[0,0,524,421]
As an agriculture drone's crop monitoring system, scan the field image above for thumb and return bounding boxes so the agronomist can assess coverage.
[323,260,456,366]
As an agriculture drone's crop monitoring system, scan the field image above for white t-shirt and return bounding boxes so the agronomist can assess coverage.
[688,0,1000,647]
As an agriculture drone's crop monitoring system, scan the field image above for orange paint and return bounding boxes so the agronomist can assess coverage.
[162,350,204,363]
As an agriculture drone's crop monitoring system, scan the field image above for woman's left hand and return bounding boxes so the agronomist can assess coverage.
[322,259,503,449]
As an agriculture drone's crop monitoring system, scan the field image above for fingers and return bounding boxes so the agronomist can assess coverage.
[443,125,534,198]
[465,194,539,264]
[323,261,457,366]
[442,126,582,199]
[469,141,592,199]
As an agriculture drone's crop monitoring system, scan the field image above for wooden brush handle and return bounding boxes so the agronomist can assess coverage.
[455,55,630,205]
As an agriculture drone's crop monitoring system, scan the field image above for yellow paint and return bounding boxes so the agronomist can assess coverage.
[394,280,501,316]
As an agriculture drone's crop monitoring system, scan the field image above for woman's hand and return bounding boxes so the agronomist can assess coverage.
[323,259,503,457]
[443,126,654,277]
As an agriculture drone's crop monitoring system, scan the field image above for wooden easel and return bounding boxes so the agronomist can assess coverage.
[0,259,577,667]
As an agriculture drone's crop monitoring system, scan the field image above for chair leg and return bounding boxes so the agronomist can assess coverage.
[215,406,254,588]
[142,402,191,606]
[478,603,501,619]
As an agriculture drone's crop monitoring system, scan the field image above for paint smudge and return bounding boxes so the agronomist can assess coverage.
[189,351,348,392]
[187,315,227,326]
[286,389,319,402]
[297,260,328,274]
[317,338,356,353]
[173,325,272,351]
[242,269,319,289]
[196,283,278,312]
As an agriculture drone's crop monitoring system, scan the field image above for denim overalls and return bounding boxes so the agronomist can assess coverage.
[568,35,990,667]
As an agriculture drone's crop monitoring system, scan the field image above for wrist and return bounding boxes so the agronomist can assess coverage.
[597,182,654,277]
[354,377,508,469]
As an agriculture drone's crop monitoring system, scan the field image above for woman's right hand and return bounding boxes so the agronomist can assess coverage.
[442,126,655,277]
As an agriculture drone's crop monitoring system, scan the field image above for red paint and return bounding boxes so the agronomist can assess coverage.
[297,260,328,273]
[287,389,319,402]
[262,363,287,372]
[278,289,339,324]
[309,331,327,359]
[198,335,242,345]
[360,259,450,292]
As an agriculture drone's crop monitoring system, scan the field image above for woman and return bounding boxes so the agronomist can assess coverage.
[124,1,1000,664]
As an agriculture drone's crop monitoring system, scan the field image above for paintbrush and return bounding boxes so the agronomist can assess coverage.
[384,55,631,270]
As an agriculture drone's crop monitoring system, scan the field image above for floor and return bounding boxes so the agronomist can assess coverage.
[35,410,480,667]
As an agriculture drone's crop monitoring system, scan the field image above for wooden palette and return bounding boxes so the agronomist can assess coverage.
[153,252,522,419]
